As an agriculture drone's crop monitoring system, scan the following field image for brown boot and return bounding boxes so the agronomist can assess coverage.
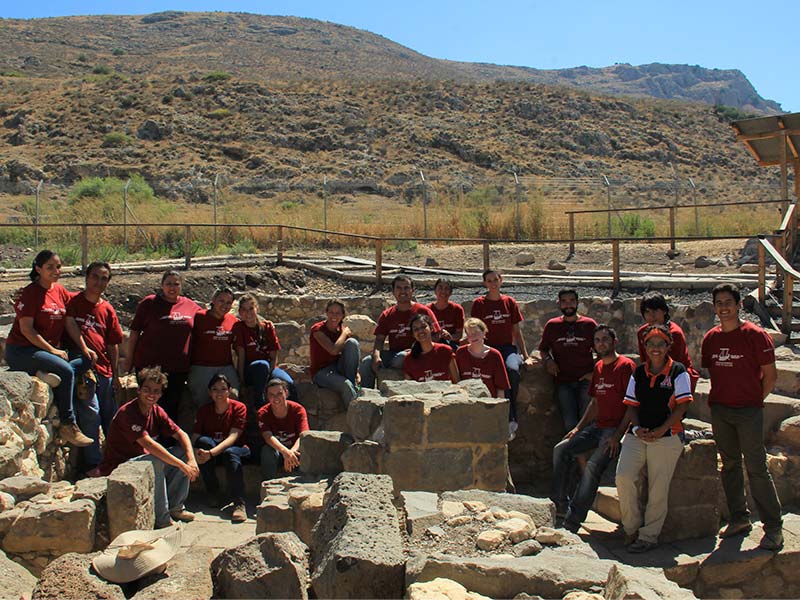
[59,423,94,447]
[231,503,247,523]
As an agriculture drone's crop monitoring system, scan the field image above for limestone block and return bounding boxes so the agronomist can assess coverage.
[0,446,22,479]
[29,378,51,420]
[107,461,155,538]
[0,476,51,500]
[383,397,426,448]
[426,398,508,445]
[299,430,353,475]
[672,440,718,480]
[256,498,295,535]
[342,441,384,474]
[381,380,450,397]
[133,546,214,600]
[31,551,125,600]
[402,491,443,536]
[773,415,800,449]
[17,447,43,478]
[296,382,344,418]
[275,320,304,349]
[72,477,108,504]
[697,540,773,588]
[344,314,377,342]
[347,395,386,441]
[384,448,472,493]
[2,498,96,554]
[512,539,543,557]
[605,564,698,600]
[455,379,493,398]
[318,411,350,433]
[376,367,405,386]
[310,473,404,599]
[407,577,492,600]
[0,491,14,511]
[0,548,36,600]
[476,529,506,550]
[473,445,508,491]
[440,490,555,528]
[774,361,800,397]
[295,492,325,546]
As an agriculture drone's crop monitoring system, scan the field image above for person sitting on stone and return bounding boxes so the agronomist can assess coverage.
[257,378,309,481]
[427,278,465,352]
[358,275,440,388]
[191,373,249,523]
[403,314,459,383]
[615,324,692,553]
[551,325,635,532]
[455,317,509,399]
[310,299,361,408]
[92,366,199,528]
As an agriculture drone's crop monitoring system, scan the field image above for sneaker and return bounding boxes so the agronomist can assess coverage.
[169,508,195,523]
[231,503,247,523]
[508,420,519,442]
[720,520,752,539]
[155,519,175,529]
[628,539,657,553]
[563,520,581,534]
[59,423,94,447]
[36,370,62,389]
[759,530,784,552]
[623,531,638,546]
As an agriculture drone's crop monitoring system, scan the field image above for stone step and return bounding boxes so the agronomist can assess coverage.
[776,360,800,397]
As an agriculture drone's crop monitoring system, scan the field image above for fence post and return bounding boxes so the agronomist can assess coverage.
[81,225,88,273]
[782,274,793,336]
[612,239,620,291]
[568,213,575,257]
[758,242,766,304]
[669,206,676,252]
[34,180,42,250]
[184,225,192,270]
[276,225,284,265]
[483,241,490,272]
[375,238,383,288]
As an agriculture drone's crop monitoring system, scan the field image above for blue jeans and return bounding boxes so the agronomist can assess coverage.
[194,436,250,504]
[313,338,360,407]
[76,374,114,469]
[129,445,190,528]
[556,379,591,431]
[244,361,297,408]
[491,344,519,421]
[5,344,91,425]
[358,349,408,389]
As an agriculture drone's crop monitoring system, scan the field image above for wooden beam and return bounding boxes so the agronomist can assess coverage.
[781,131,789,204]
[736,128,800,142]
[741,140,763,164]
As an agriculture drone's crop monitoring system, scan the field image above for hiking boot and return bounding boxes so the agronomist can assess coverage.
[720,520,752,539]
[169,508,195,523]
[231,503,247,523]
[36,370,61,389]
[59,423,94,447]
[628,539,658,553]
[623,531,638,546]
[759,530,784,552]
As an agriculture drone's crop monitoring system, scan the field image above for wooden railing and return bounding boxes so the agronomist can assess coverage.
[757,201,799,335]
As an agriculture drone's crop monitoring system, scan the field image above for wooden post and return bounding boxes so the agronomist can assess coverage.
[375,238,383,287]
[81,225,88,273]
[568,213,575,257]
[782,274,794,336]
[276,225,284,265]
[669,206,676,252]
[780,131,789,209]
[483,241,490,272]
[612,239,620,291]
[758,242,766,303]
[184,225,191,270]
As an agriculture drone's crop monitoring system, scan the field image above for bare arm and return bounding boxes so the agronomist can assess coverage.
[566,397,597,439]
[138,433,199,481]
[511,323,528,357]
[261,431,300,471]
[371,334,386,373]
[64,316,97,364]
[644,401,690,441]
[761,362,777,400]
[123,330,140,374]
[193,429,242,464]
[448,357,459,383]
[313,326,352,355]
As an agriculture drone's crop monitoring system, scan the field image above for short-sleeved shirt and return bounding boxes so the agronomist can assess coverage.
[7,282,72,348]
[623,358,692,435]
[637,320,699,390]
[98,400,181,475]
[455,345,509,397]
[191,310,238,367]
[130,294,201,373]
[701,321,775,409]
[374,303,441,352]
[469,295,523,347]
[193,399,247,447]
[309,320,341,376]
[66,293,124,378]
[403,343,455,382]
[590,355,636,428]
[539,316,597,383]
[233,319,280,365]
[428,301,465,337]
[257,401,309,449]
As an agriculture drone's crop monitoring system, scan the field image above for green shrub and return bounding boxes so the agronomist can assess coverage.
[102,131,134,147]
[203,70,232,82]
[93,65,111,75]
[612,213,656,238]
[112,48,125,56]
[161,94,173,104]
[118,95,137,109]
[70,175,155,202]
[77,53,88,62]
[207,108,232,120]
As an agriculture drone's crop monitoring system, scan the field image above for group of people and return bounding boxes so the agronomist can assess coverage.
[5,251,784,551]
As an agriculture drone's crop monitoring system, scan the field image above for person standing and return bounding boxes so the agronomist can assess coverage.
[310,300,360,408]
[539,289,597,432]
[428,278,465,351]
[702,283,783,551]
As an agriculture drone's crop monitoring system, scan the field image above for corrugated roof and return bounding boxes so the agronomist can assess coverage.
[733,112,800,166]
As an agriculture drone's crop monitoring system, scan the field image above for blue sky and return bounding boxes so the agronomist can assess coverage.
[4,0,798,112]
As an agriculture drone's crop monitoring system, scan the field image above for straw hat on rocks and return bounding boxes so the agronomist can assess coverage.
[92,525,182,583]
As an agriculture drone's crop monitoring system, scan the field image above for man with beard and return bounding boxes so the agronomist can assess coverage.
[540,289,597,431]
[551,325,634,529]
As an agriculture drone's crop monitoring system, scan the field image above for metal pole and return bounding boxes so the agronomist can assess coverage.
[123,178,131,251]
[375,238,383,287]
[323,175,328,244]
[34,180,42,250]
[184,225,192,270]
[568,213,575,257]
[213,174,219,248]
[419,170,428,240]
[689,177,698,236]
[514,172,521,241]
[603,175,611,236]
[612,239,620,291]
[81,225,89,273]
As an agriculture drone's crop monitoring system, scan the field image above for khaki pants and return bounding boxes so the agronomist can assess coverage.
[615,432,683,543]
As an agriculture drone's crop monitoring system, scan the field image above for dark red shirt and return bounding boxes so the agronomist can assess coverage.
[455,345,510,397]
[66,293,124,378]
[590,355,635,428]
[427,301,465,337]
[257,401,309,448]
[539,316,597,383]
[374,303,441,352]
[191,310,238,367]
[701,321,775,409]
[637,320,699,390]
[469,295,523,347]
[7,282,71,348]
[233,319,280,364]
[193,399,247,447]
[309,320,341,376]
[403,343,455,382]
[98,400,180,475]
[130,294,201,372]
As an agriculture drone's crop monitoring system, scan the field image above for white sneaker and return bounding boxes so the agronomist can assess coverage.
[508,420,519,441]
[36,370,62,389]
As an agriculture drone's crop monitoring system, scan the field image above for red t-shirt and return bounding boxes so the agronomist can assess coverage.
[7,282,72,348]
[455,345,510,397]
[701,321,775,409]
[130,294,201,373]
[539,316,597,383]
[637,320,699,390]
[469,295,523,347]
[374,303,441,352]
[427,301,465,337]
[590,355,635,428]
[191,310,238,367]
[257,401,309,448]
[66,293,124,378]
[403,343,455,382]
[309,320,341,376]
[233,319,280,364]
[193,399,247,447]
[98,400,180,475]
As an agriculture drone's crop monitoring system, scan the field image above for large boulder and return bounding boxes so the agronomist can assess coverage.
[0,475,51,500]
[31,552,125,600]
[133,546,214,600]
[107,462,155,538]
[0,548,37,600]
[2,498,96,554]
[298,431,353,475]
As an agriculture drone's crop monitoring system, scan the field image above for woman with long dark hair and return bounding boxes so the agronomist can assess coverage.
[403,313,459,383]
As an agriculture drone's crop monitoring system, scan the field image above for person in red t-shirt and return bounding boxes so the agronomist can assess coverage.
[359,275,441,388]
[234,293,297,408]
[702,283,783,551]
[257,378,309,481]
[310,299,361,408]
[636,292,699,391]
[93,367,199,528]
[5,250,93,447]
[550,325,635,532]
[188,288,239,411]
[403,314,459,383]
[125,270,202,423]
[428,278,465,352]
[191,373,249,522]
[539,289,597,432]
[64,261,124,469]
[455,317,509,398]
